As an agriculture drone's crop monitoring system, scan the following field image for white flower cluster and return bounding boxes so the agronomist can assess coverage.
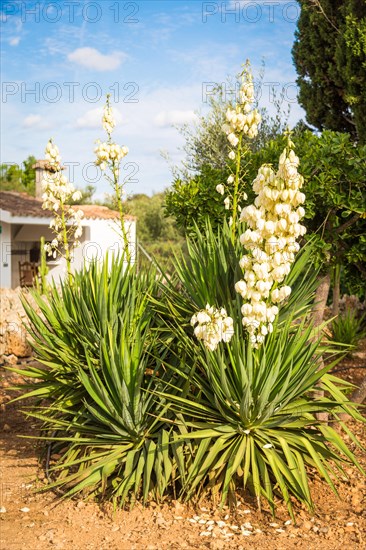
[95,97,129,172]
[42,139,84,259]
[94,141,129,171]
[44,140,61,168]
[102,100,115,135]
[217,64,261,214]
[224,107,261,144]
[191,304,234,351]
[235,141,306,346]
[222,68,261,146]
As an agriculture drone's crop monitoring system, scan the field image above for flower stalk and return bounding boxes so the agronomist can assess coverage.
[230,133,243,243]
[218,61,261,242]
[36,236,49,294]
[95,95,131,263]
[41,139,84,285]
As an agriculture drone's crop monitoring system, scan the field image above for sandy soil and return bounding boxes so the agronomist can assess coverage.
[1,346,365,550]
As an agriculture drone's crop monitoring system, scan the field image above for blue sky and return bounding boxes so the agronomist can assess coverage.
[1,0,304,199]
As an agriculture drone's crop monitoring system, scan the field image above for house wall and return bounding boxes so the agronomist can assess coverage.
[127,220,137,263]
[0,217,136,288]
[0,222,12,288]
[44,219,136,284]
[81,219,136,266]
[44,227,90,285]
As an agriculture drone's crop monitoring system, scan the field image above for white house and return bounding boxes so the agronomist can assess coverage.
[0,163,136,289]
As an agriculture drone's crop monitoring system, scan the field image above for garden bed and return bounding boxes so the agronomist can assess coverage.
[1,347,365,550]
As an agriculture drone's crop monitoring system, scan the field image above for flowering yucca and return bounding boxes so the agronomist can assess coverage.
[235,136,306,346]
[191,304,234,351]
[95,96,129,171]
[218,61,262,241]
[95,95,131,261]
[42,139,84,280]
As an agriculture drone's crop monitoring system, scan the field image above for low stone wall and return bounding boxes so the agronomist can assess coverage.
[0,288,33,363]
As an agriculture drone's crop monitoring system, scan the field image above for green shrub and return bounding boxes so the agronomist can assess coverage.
[331,308,366,350]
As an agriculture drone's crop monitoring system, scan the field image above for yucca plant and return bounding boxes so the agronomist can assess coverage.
[151,221,365,518]
[10,256,179,505]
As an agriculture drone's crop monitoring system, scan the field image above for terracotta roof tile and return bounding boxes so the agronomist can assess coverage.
[0,191,135,221]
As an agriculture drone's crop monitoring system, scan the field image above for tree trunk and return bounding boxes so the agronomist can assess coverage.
[311,272,331,422]
[337,373,366,422]
[312,272,331,334]
[332,265,341,317]
[350,376,366,404]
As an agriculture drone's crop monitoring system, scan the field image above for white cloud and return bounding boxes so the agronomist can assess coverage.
[154,110,198,128]
[9,37,20,46]
[67,47,127,72]
[76,107,122,129]
[23,114,50,129]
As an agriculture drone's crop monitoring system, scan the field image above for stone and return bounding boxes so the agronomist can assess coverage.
[172,500,184,511]
[156,515,167,527]
[209,540,225,550]
[0,288,35,358]
[5,354,18,365]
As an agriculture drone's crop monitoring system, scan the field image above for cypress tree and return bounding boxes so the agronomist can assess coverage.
[293,0,366,142]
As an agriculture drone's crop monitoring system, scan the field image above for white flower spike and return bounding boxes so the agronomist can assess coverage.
[236,136,306,347]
